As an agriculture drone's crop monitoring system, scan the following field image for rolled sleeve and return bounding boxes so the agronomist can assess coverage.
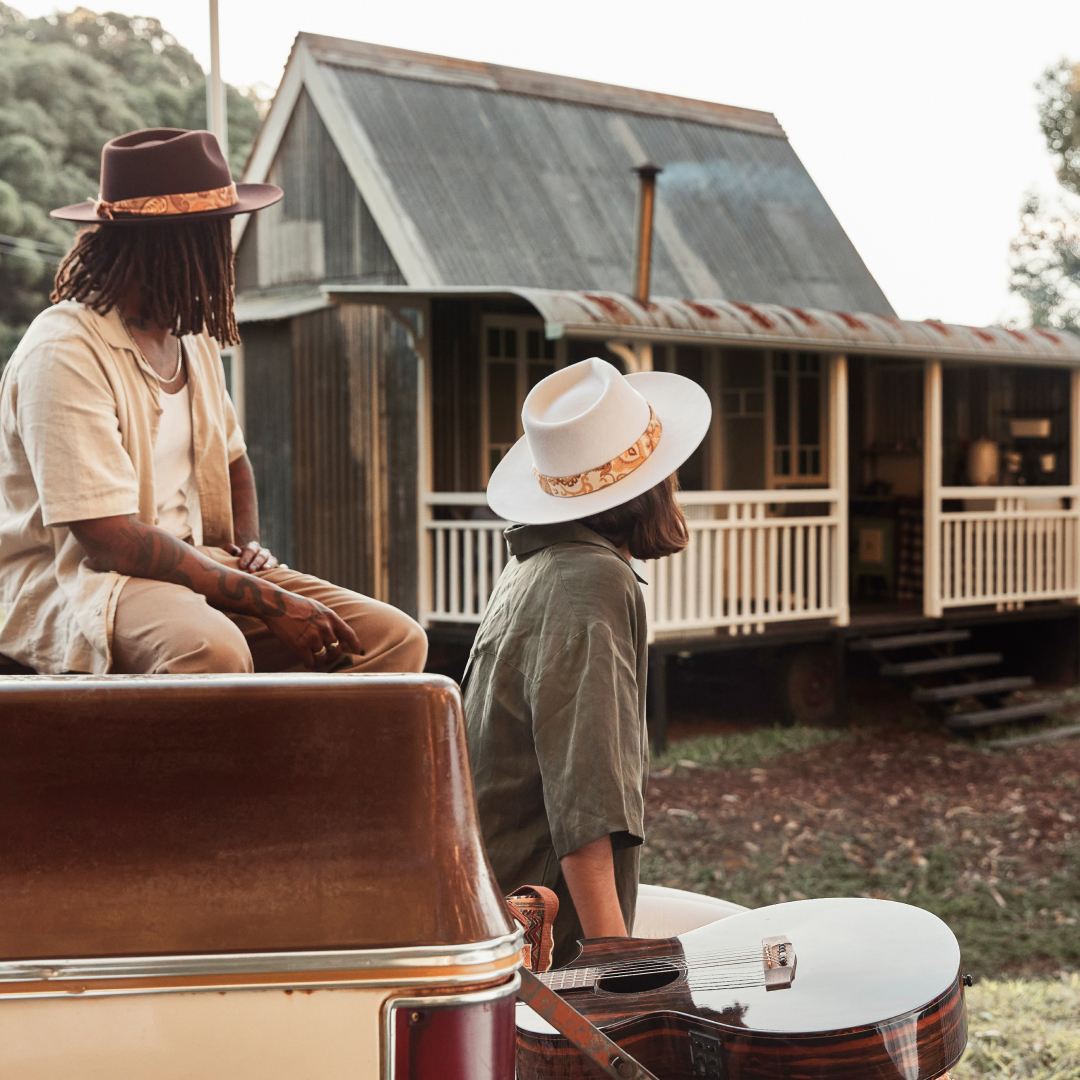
[16,343,139,526]
[223,387,247,463]
[531,622,646,860]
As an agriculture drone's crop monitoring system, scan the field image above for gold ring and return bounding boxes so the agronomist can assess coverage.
[314,646,328,658]
[329,641,340,649]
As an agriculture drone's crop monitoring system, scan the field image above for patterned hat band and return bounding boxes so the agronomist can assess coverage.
[534,407,663,498]
[93,182,239,220]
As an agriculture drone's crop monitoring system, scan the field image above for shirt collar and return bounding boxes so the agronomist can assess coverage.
[505,522,647,584]
[83,302,197,382]
[91,303,137,352]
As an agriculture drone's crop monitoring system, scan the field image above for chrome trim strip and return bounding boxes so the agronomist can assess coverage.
[0,930,522,990]
[382,973,521,1080]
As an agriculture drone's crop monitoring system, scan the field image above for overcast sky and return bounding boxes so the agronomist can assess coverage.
[17,0,1080,326]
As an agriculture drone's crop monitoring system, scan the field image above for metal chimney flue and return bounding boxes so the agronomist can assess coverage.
[632,163,662,305]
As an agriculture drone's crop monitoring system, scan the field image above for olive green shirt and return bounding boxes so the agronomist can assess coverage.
[463,521,649,965]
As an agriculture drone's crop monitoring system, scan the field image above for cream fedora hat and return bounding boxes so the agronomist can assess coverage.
[487,357,712,525]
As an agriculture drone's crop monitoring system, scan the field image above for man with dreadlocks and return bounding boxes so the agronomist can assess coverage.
[0,128,427,676]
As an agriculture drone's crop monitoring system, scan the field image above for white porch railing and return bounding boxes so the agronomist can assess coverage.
[645,490,844,637]
[421,490,847,637]
[935,486,1080,610]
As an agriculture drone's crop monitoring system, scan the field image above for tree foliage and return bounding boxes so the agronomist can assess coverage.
[0,4,260,359]
[1010,60,1080,332]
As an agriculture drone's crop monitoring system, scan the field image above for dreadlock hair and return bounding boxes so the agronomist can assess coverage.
[51,218,240,346]
[579,472,689,561]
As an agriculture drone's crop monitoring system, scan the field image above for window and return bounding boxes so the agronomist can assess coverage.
[482,318,559,478]
[219,344,244,426]
[770,351,825,483]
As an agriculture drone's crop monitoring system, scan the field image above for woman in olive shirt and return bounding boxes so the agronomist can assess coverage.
[464,357,711,964]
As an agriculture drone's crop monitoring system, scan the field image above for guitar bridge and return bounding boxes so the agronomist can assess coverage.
[762,935,796,991]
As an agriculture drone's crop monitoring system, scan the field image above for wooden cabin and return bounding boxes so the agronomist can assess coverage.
[232,35,1080,742]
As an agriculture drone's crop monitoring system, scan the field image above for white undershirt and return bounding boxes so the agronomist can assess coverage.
[153,383,203,545]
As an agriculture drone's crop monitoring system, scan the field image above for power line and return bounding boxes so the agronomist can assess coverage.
[0,233,67,257]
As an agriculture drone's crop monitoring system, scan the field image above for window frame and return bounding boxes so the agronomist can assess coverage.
[480,315,565,483]
[766,349,828,487]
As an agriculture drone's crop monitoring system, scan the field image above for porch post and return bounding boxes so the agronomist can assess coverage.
[829,354,850,626]
[416,300,433,627]
[1071,369,1080,602]
[924,359,943,617]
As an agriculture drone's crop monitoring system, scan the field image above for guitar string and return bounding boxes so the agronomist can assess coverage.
[548,950,768,984]
[543,952,765,984]
[543,955,776,987]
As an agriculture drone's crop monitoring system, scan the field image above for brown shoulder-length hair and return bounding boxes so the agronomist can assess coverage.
[51,218,239,346]
[579,472,688,561]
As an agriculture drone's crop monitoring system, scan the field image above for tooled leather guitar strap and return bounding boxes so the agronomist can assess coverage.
[517,968,660,1080]
[506,886,659,1080]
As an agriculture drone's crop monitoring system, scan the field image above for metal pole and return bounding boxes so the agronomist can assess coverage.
[206,0,229,161]
[632,163,662,305]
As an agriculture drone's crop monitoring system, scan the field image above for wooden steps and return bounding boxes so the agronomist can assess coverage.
[851,630,971,652]
[912,676,1034,703]
[881,653,1002,677]
[946,699,1058,731]
[850,627,1077,743]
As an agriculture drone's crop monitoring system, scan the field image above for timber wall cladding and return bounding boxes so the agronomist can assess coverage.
[431,300,482,494]
[235,89,404,292]
[289,306,419,615]
[240,322,295,566]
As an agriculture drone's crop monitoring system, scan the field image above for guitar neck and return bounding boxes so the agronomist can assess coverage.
[538,966,600,991]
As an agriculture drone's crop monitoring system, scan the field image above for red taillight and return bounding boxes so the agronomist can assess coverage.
[390,978,518,1080]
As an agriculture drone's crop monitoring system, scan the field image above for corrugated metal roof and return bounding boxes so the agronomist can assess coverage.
[301,34,894,315]
[235,289,331,323]
[326,285,1080,366]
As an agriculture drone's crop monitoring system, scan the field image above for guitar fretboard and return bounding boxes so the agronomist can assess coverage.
[538,966,599,991]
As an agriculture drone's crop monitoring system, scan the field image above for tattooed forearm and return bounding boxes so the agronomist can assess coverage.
[70,514,290,619]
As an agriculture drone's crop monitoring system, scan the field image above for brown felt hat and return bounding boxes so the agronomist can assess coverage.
[50,128,282,225]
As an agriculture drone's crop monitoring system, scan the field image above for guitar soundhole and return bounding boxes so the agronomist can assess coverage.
[597,963,681,994]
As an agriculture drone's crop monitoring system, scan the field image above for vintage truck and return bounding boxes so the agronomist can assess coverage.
[0,673,523,1078]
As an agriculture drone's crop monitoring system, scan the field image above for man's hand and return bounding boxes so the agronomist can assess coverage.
[262,591,363,669]
[560,835,628,939]
[227,540,279,573]
[69,514,361,669]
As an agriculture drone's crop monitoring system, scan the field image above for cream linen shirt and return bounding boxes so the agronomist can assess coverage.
[0,301,246,673]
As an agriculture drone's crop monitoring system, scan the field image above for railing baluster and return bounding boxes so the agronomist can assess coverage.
[781,525,791,617]
[464,528,475,618]
[767,519,778,617]
[713,526,723,625]
[794,525,805,613]
[435,527,446,616]
[741,504,752,634]
[449,528,461,618]
[478,528,490,616]
[754,505,765,632]
[974,518,984,601]
[808,523,818,614]
[727,506,739,635]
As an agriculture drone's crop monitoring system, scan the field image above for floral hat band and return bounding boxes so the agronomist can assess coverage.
[534,407,662,498]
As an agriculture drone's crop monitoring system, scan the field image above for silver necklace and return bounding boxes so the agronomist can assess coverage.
[121,314,183,385]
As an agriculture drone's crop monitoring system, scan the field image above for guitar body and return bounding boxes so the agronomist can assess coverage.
[516,898,967,1080]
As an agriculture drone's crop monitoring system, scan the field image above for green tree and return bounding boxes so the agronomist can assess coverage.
[1010,60,1080,332]
[0,4,260,360]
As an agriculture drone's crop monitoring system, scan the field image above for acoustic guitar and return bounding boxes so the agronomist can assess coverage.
[516,897,968,1080]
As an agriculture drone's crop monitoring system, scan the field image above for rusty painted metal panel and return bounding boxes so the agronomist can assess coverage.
[329,287,1080,367]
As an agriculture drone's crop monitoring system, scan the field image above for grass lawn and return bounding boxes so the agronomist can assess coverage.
[641,724,1080,1077]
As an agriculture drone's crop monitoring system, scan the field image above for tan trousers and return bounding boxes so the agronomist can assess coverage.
[111,549,428,675]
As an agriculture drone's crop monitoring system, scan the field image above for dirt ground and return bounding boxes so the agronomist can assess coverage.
[642,689,1080,980]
